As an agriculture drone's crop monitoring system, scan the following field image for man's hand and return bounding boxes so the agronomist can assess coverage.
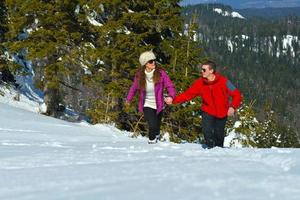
[164,97,173,105]
[227,107,235,116]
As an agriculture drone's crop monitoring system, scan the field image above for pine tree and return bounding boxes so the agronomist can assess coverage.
[0,1,15,84]
[228,101,299,148]
[256,103,299,148]
[163,13,203,142]
[229,101,262,147]
[0,1,8,71]
[85,1,200,121]
[5,0,92,117]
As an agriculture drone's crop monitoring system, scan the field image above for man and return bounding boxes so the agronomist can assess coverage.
[167,60,242,148]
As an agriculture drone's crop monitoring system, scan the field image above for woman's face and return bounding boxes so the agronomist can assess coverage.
[145,59,156,71]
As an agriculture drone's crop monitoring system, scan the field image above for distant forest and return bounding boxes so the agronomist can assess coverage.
[238,7,300,18]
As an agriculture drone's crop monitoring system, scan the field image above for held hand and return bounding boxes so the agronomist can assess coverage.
[227,107,235,117]
[164,97,173,105]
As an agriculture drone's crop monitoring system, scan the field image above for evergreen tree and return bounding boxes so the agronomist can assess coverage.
[256,103,299,148]
[227,101,300,148]
[5,0,91,117]
[229,101,262,147]
[0,1,16,84]
[163,13,203,142]
[0,1,8,71]
[85,0,203,142]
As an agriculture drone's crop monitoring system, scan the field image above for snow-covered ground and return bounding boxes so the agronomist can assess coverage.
[1,88,300,200]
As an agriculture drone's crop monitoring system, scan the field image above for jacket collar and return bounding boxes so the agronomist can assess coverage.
[202,72,220,85]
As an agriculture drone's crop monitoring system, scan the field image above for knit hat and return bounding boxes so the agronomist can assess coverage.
[139,51,156,66]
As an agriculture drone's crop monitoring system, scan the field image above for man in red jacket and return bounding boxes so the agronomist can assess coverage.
[169,60,242,148]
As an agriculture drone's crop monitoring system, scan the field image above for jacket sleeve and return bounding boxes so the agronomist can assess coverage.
[226,80,242,109]
[162,70,176,99]
[126,72,139,103]
[173,79,201,104]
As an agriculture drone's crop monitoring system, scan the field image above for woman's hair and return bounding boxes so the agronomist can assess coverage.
[137,64,162,90]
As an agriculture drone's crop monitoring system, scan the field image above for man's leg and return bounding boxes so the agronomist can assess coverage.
[201,112,215,148]
[214,117,227,147]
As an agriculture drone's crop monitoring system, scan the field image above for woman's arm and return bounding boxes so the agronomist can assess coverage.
[126,72,139,103]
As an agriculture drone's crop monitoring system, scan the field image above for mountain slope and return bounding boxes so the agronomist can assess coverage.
[238,7,300,18]
[1,101,300,199]
[181,0,300,9]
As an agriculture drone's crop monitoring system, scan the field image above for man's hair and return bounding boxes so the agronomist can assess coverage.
[202,60,216,73]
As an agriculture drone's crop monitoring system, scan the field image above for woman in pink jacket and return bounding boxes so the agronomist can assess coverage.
[126,51,176,144]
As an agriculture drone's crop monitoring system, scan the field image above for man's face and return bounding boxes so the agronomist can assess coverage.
[201,64,213,78]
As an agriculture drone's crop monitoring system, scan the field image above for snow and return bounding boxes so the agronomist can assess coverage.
[231,11,245,19]
[1,89,300,199]
[87,16,103,27]
[75,5,80,15]
[0,86,42,113]
[213,8,245,19]
[0,58,43,113]
[282,35,298,57]
[220,34,299,56]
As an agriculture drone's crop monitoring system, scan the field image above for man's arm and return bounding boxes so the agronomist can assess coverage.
[172,79,201,104]
[226,80,242,110]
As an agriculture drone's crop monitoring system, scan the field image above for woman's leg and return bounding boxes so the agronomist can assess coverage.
[143,107,161,141]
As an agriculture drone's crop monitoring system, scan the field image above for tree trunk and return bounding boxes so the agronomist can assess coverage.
[43,82,60,117]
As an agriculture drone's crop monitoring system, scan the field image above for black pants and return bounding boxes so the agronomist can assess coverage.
[143,107,163,140]
[201,111,227,148]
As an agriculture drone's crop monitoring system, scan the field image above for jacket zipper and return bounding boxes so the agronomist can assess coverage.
[210,85,218,116]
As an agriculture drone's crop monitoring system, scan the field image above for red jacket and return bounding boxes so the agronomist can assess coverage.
[173,73,242,118]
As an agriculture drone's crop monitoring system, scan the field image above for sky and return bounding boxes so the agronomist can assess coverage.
[180,0,300,9]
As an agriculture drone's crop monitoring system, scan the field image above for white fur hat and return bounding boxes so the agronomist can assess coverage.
[139,51,156,66]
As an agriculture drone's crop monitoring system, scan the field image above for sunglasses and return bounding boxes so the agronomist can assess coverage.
[147,59,156,64]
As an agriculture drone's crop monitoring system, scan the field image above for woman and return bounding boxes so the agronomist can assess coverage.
[126,51,176,144]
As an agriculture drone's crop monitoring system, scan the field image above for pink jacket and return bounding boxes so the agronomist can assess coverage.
[126,69,176,114]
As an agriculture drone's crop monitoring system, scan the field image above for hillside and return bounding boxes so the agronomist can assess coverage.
[238,7,300,18]
[1,96,300,199]
[181,0,300,9]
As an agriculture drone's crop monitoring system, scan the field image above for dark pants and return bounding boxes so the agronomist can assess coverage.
[201,111,227,148]
[143,107,163,140]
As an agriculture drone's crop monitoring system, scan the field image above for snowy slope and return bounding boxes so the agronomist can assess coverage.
[1,101,300,199]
